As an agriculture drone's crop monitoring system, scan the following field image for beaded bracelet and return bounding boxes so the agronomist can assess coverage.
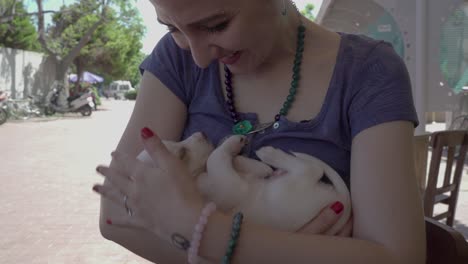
[187,202,217,264]
[222,212,244,264]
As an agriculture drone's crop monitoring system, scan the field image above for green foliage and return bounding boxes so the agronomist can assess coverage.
[124,89,138,100]
[301,3,316,21]
[0,0,40,51]
[49,1,145,85]
[89,86,102,106]
[126,51,147,87]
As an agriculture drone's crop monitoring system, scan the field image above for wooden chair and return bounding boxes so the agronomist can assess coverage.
[414,133,431,196]
[423,130,468,227]
[425,217,468,264]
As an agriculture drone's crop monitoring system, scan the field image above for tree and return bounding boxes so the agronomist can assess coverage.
[34,0,140,97]
[0,0,59,24]
[125,51,147,88]
[0,0,40,51]
[301,3,316,21]
[65,3,145,85]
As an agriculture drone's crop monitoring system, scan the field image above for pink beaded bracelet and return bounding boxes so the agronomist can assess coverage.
[188,202,217,264]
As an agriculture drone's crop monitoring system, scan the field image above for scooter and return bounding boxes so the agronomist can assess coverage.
[0,91,8,125]
[44,84,94,116]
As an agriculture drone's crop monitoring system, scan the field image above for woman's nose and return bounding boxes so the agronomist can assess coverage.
[188,39,221,68]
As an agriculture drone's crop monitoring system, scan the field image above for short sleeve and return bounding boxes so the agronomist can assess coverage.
[139,33,197,105]
[348,42,419,139]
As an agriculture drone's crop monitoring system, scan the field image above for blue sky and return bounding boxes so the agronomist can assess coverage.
[26,0,323,54]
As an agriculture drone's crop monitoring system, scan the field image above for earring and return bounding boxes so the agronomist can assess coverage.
[281,0,287,16]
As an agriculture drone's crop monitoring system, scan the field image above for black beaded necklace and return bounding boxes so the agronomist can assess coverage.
[224,23,306,135]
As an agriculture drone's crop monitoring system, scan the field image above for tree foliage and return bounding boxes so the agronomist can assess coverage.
[46,0,145,85]
[31,0,145,91]
[301,3,316,21]
[0,0,40,51]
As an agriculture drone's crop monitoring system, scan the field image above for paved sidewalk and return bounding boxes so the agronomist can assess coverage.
[0,100,152,263]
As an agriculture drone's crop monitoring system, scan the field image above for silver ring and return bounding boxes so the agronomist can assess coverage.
[123,195,133,216]
[123,195,128,207]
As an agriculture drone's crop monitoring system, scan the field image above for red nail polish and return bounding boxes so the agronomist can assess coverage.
[331,202,344,215]
[141,127,155,139]
[106,219,112,225]
[92,186,99,192]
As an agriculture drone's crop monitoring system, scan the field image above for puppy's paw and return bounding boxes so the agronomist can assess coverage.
[255,146,287,167]
[216,135,247,156]
[256,146,309,172]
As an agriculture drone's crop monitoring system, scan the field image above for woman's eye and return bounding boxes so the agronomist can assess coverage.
[202,21,230,34]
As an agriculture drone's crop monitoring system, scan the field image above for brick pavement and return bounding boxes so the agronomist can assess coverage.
[0,100,152,264]
[0,101,467,264]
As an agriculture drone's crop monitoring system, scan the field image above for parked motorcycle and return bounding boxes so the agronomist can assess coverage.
[0,91,7,125]
[44,84,94,116]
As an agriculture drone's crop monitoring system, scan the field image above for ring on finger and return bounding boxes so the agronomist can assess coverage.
[123,195,133,217]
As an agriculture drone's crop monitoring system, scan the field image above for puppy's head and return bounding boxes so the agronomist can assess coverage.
[164,132,214,177]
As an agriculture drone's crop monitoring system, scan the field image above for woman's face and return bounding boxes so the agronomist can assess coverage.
[150,0,286,74]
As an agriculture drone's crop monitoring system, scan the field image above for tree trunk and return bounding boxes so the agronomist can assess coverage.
[35,0,109,101]
[74,57,84,84]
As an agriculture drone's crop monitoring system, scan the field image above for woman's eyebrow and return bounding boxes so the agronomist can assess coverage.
[157,12,227,28]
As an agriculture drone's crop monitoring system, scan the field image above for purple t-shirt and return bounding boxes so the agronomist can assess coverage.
[140,33,419,189]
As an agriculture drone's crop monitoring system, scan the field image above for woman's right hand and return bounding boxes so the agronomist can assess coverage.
[297,204,353,237]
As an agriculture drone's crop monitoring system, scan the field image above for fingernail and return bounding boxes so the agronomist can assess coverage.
[141,127,155,139]
[331,201,344,215]
[92,186,99,192]
[106,219,112,225]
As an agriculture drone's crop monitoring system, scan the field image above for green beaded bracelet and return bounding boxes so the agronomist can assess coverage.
[222,212,244,264]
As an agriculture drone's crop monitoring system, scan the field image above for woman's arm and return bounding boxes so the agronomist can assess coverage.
[99,71,188,263]
[173,121,425,264]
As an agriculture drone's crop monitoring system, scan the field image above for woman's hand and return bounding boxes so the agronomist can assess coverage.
[297,205,353,237]
[93,127,203,242]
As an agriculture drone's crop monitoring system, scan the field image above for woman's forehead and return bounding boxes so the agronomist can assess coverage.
[152,0,241,23]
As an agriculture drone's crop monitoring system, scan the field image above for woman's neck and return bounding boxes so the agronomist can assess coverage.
[255,2,304,75]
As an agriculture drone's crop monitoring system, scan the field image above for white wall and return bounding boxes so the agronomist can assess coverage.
[317,0,468,132]
[0,47,55,99]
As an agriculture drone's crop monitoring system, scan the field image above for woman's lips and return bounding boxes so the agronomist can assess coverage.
[220,51,242,65]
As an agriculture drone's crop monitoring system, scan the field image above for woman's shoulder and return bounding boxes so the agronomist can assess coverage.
[338,32,404,73]
[139,33,201,106]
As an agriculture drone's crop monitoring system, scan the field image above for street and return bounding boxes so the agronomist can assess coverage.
[0,100,467,263]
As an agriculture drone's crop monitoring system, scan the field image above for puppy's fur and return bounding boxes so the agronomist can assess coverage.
[137,133,351,234]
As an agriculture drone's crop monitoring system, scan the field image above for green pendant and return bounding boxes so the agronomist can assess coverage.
[233,120,253,135]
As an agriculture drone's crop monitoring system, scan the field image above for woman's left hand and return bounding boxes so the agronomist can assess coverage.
[93,127,203,241]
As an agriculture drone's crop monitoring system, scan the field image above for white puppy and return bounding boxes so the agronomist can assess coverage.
[137,132,351,235]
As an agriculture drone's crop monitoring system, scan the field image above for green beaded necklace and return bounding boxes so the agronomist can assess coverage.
[224,23,306,135]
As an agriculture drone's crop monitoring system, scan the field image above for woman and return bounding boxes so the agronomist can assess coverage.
[94,0,426,263]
